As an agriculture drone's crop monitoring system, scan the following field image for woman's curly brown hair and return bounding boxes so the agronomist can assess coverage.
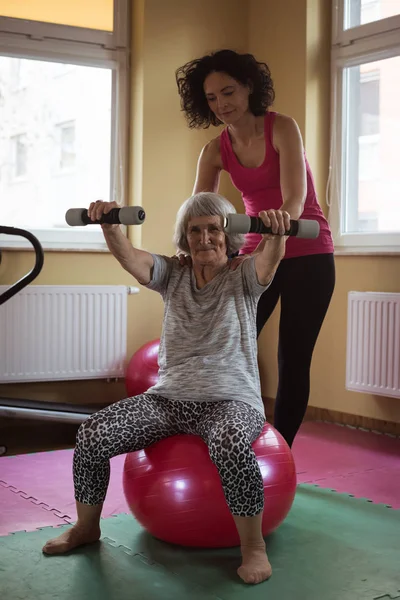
[175,49,275,129]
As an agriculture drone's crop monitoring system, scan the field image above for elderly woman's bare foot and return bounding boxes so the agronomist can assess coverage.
[237,542,272,585]
[42,524,101,555]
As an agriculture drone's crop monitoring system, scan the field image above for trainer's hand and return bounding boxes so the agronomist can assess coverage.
[173,253,192,267]
[87,200,120,230]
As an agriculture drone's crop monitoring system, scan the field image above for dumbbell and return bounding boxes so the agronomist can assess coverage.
[65,206,145,226]
[224,214,320,239]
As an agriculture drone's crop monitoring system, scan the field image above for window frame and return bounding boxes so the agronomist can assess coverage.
[0,0,130,251]
[330,0,400,253]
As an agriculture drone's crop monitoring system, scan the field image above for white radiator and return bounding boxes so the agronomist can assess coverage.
[0,285,135,383]
[346,291,400,399]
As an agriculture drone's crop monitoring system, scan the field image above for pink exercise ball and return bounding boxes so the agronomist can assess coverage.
[123,423,297,548]
[125,339,160,397]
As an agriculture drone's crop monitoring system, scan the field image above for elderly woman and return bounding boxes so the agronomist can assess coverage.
[42,192,287,586]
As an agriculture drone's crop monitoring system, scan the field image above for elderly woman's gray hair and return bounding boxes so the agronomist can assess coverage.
[173,192,245,255]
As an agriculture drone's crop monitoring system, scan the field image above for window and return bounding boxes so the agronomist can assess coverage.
[331,0,400,251]
[0,1,129,250]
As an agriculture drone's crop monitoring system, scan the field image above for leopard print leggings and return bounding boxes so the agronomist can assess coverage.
[73,394,265,517]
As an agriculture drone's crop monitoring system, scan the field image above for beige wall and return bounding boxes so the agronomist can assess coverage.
[135,0,247,261]
[0,0,113,30]
[1,0,400,425]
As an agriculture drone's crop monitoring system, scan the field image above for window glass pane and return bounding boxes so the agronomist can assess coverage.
[345,0,400,30]
[11,134,28,178]
[0,0,113,31]
[360,73,380,135]
[58,122,76,170]
[0,57,112,231]
[342,56,400,234]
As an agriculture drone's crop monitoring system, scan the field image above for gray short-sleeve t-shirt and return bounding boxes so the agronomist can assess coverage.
[144,255,270,416]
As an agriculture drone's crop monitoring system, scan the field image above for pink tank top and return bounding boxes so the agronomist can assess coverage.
[220,111,334,259]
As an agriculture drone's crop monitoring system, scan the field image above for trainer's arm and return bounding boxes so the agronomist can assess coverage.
[192,138,223,194]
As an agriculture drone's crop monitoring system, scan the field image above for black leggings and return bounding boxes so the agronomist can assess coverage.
[257,253,335,447]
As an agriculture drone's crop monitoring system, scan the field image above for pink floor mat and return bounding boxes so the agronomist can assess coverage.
[0,450,129,532]
[292,421,400,476]
[292,421,400,508]
[298,465,400,507]
[1,421,399,535]
[0,484,70,535]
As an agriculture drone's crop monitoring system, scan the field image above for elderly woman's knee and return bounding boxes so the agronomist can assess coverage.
[76,412,102,448]
[208,421,250,462]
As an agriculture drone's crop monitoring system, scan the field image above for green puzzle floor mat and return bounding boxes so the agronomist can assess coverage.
[1,485,399,600]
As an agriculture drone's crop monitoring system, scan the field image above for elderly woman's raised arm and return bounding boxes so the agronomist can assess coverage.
[88,200,154,285]
[254,209,288,286]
